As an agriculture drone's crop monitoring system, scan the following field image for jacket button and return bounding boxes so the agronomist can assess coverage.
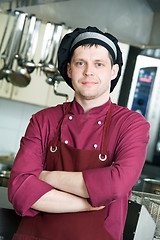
[69,116,73,120]
[93,144,98,149]
[97,121,102,125]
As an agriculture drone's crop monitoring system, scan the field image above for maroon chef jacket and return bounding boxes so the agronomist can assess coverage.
[8,98,150,240]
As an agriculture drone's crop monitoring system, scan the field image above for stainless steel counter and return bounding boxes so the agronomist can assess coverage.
[0,187,13,209]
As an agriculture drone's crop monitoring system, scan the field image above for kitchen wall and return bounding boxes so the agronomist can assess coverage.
[0,97,44,156]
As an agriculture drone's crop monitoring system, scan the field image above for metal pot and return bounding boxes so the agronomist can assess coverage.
[0,170,10,187]
[143,178,160,195]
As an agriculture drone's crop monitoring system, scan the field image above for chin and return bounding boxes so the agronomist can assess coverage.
[80,93,99,100]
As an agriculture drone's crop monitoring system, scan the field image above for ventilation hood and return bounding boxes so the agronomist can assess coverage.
[0,0,160,48]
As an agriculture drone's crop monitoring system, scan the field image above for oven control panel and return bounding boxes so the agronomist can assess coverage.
[131,67,157,116]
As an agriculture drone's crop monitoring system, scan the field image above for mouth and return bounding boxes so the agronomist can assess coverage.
[81,80,98,86]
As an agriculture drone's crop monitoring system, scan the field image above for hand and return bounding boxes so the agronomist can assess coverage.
[89,205,106,211]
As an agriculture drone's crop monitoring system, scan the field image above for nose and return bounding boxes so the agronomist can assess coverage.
[84,63,94,76]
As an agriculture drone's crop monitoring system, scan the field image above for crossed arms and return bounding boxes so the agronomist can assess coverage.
[31,171,104,213]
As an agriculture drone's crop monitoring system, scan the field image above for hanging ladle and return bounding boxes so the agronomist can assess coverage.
[0,10,12,57]
[24,19,41,74]
[0,11,20,80]
[37,22,53,70]
[16,15,36,69]
[6,15,36,87]
[42,23,65,80]
[4,12,28,87]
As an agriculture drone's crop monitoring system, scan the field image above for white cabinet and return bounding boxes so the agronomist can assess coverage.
[11,71,49,106]
[10,73,74,107]
[0,69,74,107]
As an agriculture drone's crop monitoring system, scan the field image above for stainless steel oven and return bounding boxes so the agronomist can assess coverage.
[127,55,160,164]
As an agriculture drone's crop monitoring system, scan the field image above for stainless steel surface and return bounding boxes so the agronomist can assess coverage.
[5,12,27,70]
[124,200,156,240]
[143,179,160,195]
[7,15,37,87]
[0,187,13,209]
[53,80,69,101]
[0,170,10,187]
[131,191,160,238]
[24,19,41,74]
[43,23,64,79]
[127,55,160,163]
[38,22,53,68]
[0,11,20,80]
[19,15,37,63]
[0,154,14,166]
[41,24,55,67]
[0,10,11,54]
[4,12,27,85]
[0,0,160,48]
[0,155,12,187]
[0,11,19,64]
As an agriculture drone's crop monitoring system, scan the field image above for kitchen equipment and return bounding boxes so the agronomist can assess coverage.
[42,23,69,100]
[37,22,53,69]
[143,178,160,195]
[130,191,160,238]
[52,80,69,101]
[40,23,55,69]
[0,154,14,171]
[16,14,37,68]
[0,11,20,80]
[0,10,12,55]
[24,19,41,74]
[126,55,160,164]
[42,23,64,79]
[124,200,156,240]
[8,15,37,87]
[0,171,10,187]
[2,12,27,84]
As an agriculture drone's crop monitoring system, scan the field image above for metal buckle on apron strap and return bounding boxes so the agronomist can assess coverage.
[49,102,113,162]
[99,102,114,162]
[50,146,57,152]
[50,103,72,154]
[99,154,107,161]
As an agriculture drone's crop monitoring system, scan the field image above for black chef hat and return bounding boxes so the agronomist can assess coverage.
[58,26,123,92]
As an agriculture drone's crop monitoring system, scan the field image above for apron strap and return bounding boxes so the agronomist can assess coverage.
[99,102,114,161]
[51,103,72,151]
[51,101,114,159]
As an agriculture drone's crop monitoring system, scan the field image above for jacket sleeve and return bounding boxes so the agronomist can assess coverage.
[8,113,53,216]
[82,112,150,207]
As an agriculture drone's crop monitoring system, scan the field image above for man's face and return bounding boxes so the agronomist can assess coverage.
[67,45,119,103]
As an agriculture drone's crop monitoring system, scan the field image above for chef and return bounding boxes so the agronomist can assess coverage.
[8,26,150,240]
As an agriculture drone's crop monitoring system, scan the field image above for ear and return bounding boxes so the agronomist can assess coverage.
[67,62,71,78]
[111,64,119,81]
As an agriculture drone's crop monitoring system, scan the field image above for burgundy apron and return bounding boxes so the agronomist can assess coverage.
[13,102,114,240]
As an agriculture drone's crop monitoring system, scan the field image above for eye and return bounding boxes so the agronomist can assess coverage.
[76,61,84,66]
[96,63,103,67]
